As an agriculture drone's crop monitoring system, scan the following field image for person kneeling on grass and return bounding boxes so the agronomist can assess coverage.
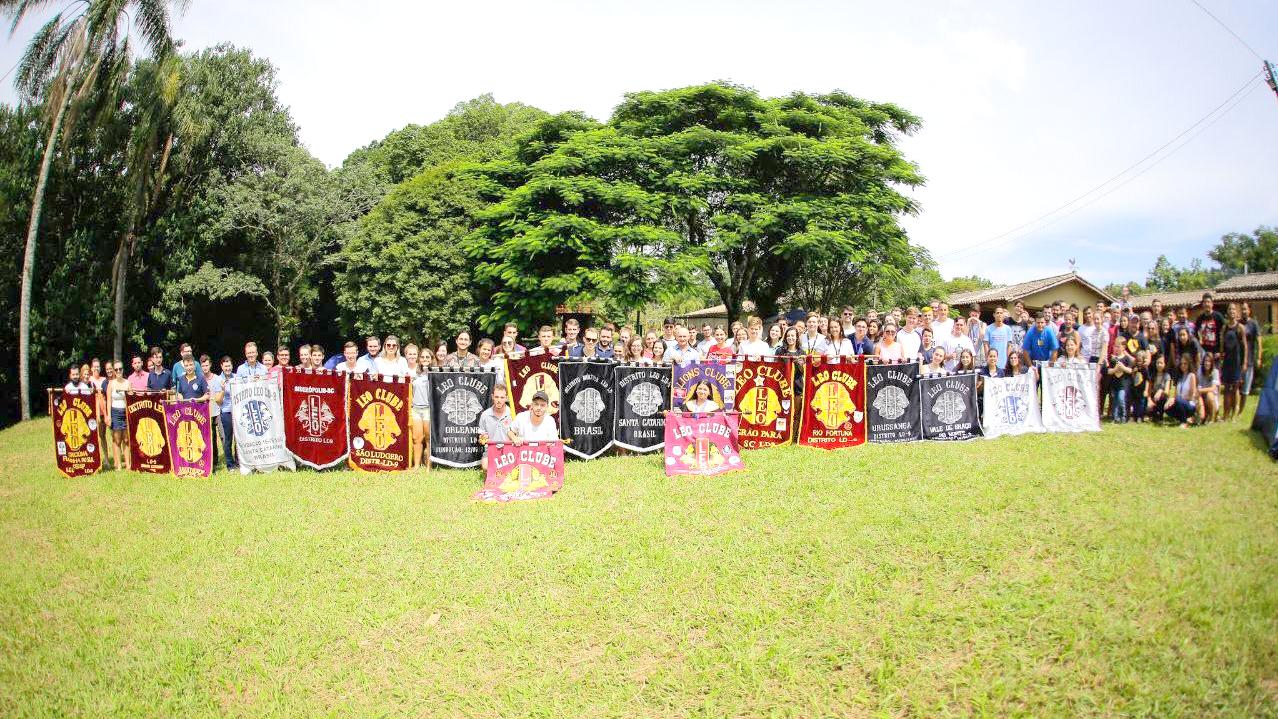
[478,384,514,470]
[1170,353,1199,428]
[509,390,558,445]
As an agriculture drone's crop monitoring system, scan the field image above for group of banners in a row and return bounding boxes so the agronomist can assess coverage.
[50,357,1101,479]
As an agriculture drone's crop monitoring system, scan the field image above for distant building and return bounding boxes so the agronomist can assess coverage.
[948,272,1114,319]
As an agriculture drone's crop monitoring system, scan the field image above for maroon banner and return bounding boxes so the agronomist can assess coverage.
[347,373,411,472]
[473,441,566,502]
[51,388,102,478]
[282,367,349,469]
[507,353,560,416]
[798,355,867,450]
[125,390,171,474]
[165,399,214,478]
[663,411,745,477]
[735,357,795,449]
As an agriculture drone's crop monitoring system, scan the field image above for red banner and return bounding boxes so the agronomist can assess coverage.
[50,388,101,478]
[663,411,745,476]
[735,357,795,449]
[282,367,349,469]
[507,353,560,415]
[347,373,411,472]
[798,355,867,450]
[473,441,566,502]
[125,390,171,474]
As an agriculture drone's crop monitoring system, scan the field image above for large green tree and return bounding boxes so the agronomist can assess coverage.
[5,0,185,419]
[466,83,924,329]
[1209,225,1278,275]
[333,96,551,340]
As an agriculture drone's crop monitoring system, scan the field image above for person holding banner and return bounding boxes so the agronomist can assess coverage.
[510,390,558,444]
[1053,335,1089,368]
[335,341,361,374]
[875,324,907,362]
[739,318,772,356]
[106,361,131,470]
[683,381,721,413]
[236,342,267,379]
[174,358,210,401]
[706,327,733,359]
[406,343,432,468]
[127,355,148,392]
[374,335,410,377]
[478,384,514,470]
[664,326,702,363]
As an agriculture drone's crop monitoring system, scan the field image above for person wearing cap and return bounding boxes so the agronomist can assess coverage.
[509,389,558,444]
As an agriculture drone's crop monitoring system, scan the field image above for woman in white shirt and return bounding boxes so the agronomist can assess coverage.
[824,321,855,358]
[373,335,410,377]
[477,338,505,387]
[1052,335,1089,368]
[683,381,721,413]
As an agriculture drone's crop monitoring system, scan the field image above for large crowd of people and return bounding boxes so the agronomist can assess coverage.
[58,291,1263,471]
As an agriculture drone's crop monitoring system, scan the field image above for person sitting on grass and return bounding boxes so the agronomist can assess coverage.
[509,390,558,444]
[1148,354,1173,424]
[1197,352,1220,424]
[1171,353,1199,428]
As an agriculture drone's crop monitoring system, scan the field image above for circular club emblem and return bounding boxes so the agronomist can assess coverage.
[873,385,909,421]
[240,399,273,437]
[571,387,606,424]
[352,436,365,450]
[931,391,967,425]
[999,394,1029,425]
[626,381,663,417]
[443,389,483,425]
[1053,384,1086,420]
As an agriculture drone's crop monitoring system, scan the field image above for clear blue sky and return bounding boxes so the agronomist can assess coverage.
[3,0,1276,287]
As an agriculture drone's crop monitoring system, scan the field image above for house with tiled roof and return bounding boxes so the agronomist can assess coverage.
[948,272,1114,316]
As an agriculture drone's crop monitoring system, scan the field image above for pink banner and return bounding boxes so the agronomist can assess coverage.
[165,399,214,478]
[474,441,566,502]
[663,411,745,477]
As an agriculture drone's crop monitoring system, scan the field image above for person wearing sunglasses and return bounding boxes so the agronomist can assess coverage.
[570,328,605,359]
[373,334,410,377]
[875,323,907,362]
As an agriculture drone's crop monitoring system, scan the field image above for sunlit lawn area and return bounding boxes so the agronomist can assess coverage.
[1,409,1277,717]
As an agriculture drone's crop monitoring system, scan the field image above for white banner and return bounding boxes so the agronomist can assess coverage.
[230,377,297,474]
[1040,364,1101,433]
[982,372,1044,438]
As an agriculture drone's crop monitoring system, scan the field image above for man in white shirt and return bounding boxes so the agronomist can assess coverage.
[738,318,772,356]
[696,324,715,355]
[663,326,702,363]
[940,317,975,372]
[64,365,92,395]
[335,341,362,373]
[931,301,954,340]
[800,313,829,354]
[509,390,559,444]
[897,312,922,360]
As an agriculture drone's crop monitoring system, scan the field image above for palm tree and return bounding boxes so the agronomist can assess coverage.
[3,0,186,420]
[112,54,180,362]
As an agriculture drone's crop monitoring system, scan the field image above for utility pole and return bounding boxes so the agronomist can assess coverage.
[1265,61,1278,105]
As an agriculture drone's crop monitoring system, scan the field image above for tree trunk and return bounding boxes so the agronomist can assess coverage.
[18,96,71,421]
[110,225,136,363]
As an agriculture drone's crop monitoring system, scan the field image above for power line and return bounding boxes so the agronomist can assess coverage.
[1187,0,1265,61]
[938,69,1262,261]
[944,79,1262,263]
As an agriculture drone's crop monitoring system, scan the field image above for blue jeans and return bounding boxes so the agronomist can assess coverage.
[1169,399,1196,423]
[1131,393,1148,420]
[1111,386,1128,423]
[219,412,236,468]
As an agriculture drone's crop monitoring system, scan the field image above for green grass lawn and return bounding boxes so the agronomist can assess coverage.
[2,408,1277,718]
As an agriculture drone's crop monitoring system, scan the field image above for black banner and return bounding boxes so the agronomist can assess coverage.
[919,372,982,441]
[428,369,496,468]
[613,363,672,453]
[558,360,616,459]
[866,362,923,443]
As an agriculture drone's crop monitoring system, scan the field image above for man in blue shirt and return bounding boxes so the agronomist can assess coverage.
[236,341,267,379]
[216,356,236,470]
[985,307,1014,369]
[849,319,875,356]
[174,358,208,400]
[169,342,194,388]
[146,346,172,391]
[1021,313,1060,365]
